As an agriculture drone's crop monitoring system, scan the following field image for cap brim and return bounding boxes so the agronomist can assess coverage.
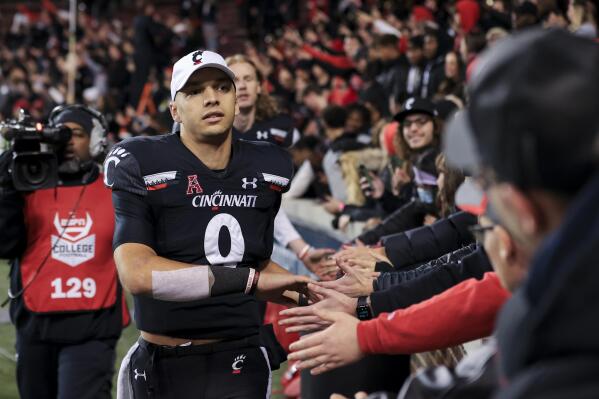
[455,177,503,224]
[171,63,236,100]
[393,108,435,122]
[455,177,487,215]
[442,110,481,173]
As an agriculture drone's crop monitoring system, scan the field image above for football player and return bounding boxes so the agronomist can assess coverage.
[106,50,313,399]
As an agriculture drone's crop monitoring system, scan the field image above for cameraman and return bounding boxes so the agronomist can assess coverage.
[0,105,129,399]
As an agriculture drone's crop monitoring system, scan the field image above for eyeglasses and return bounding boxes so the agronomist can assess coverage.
[468,224,495,244]
[403,116,431,129]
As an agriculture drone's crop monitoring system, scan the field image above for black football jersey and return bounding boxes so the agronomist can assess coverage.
[104,132,293,339]
[232,114,299,148]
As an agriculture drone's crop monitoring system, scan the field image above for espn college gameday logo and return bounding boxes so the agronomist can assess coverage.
[51,211,95,267]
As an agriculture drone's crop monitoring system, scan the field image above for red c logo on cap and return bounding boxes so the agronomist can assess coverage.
[192,50,204,65]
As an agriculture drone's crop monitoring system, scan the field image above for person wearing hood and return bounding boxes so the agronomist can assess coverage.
[372,34,409,103]
[420,28,446,99]
[402,36,427,101]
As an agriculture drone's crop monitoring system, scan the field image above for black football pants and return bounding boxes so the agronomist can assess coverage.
[16,332,116,399]
[123,337,271,399]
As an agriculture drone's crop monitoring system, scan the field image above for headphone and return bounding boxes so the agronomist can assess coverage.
[48,104,109,161]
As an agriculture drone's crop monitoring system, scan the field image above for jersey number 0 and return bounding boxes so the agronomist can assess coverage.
[203,213,245,266]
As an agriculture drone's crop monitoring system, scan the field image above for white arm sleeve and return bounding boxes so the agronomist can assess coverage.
[151,267,211,301]
[284,160,315,199]
[274,209,301,247]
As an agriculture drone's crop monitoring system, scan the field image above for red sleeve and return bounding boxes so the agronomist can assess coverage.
[301,44,354,70]
[17,5,39,22]
[357,272,510,354]
[42,0,58,14]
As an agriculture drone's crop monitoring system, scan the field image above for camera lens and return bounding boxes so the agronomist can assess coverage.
[21,159,50,185]
[12,152,57,190]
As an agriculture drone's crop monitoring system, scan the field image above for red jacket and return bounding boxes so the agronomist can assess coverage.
[357,272,510,354]
[302,44,354,70]
[456,0,481,34]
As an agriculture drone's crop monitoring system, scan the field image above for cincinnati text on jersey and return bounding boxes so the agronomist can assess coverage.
[192,190,258,208]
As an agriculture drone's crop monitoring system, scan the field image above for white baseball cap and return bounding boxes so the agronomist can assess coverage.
[170,50,236,100]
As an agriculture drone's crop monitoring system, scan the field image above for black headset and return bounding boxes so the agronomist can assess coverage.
[48,104,109,160]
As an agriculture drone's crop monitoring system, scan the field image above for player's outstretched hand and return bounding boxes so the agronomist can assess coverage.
[255,272,314,306]
[303,247,337,281]
[288,308,364,375]
[315,244,387,282]
[279,283,357,333]
[335,246,389,268]
[315,258,379,298]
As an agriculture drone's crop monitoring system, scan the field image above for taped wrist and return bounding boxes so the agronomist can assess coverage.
[210,267,252,296]
[151,266,252,302]
[152,267,211,301]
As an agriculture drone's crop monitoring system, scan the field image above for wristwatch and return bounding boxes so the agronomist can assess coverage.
[356,296,373,321]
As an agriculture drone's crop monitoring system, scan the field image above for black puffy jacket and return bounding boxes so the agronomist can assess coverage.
[370,245,492,315]
[358,200,430,245]
[375,243,478,290]
[382,211,477,269]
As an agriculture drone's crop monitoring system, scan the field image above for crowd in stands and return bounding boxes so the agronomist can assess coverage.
[2,0,595,215]
[1,0,598,398]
